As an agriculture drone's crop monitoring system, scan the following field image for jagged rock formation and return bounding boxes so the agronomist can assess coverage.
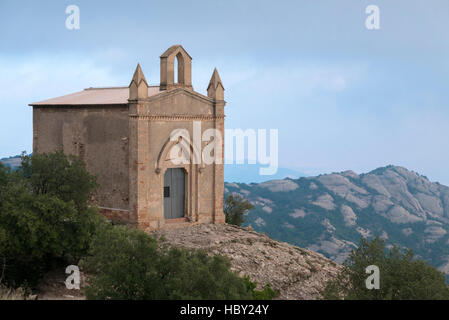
[225,165,449,272]
[152,223,341,300]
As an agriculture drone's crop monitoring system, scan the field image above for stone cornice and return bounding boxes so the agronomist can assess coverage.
[129,114,225,121]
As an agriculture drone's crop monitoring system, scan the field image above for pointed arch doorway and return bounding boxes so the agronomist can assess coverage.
[163,168,186,219]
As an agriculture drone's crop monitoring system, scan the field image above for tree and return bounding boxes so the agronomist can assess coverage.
[224,194,254,226]
[0,151,102,286]
[0,162,9,187]
[322,237,449,300]
[19,151,98,210]
[82,224,254,300]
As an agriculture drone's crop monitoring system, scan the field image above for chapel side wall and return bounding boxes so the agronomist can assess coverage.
[32,105,130,211]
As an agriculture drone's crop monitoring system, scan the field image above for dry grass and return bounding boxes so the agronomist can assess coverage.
[0,285,29,300]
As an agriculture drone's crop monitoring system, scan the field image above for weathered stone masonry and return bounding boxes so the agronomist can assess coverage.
[30,45,226,231]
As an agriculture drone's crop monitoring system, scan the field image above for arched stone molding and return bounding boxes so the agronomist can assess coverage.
[155,135,204,222]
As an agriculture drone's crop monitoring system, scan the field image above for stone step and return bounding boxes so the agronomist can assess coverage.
[163,218,193,230]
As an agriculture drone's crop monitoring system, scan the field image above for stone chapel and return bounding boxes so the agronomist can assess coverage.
[30,45,226,231]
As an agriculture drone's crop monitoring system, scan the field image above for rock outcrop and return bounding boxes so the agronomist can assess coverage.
[152,223,341,300]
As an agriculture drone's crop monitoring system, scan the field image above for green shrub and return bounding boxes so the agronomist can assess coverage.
[224,194,254,226]
[0,152,102,286]
[322,237,449,300]
[82,224,255,300]
[19,151,98,210]
[244,277,278,300]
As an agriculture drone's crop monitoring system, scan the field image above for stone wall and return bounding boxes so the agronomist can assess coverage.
[33,105,130,210]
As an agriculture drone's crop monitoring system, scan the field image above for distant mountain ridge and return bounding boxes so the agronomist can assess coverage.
[225,165,449,273]
[0,155,21,169]
[224,163,305,183]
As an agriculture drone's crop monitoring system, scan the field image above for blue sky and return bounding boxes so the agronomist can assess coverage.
[1,0,449,183]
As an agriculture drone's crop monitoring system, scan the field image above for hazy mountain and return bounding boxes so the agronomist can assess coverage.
[224,163,305,183]
[0,155,21,169]
[225,165,449,273]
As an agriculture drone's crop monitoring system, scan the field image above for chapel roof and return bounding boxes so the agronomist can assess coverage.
[29,86,161,106]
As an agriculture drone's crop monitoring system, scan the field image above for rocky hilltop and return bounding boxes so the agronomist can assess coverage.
[153,223,341,300]
[225,165,449,272]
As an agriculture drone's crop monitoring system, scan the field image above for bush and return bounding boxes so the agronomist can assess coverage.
[224,194,254,226]
[322,237,449,300]
[244,277,278,300]
[19,151,98,210]
[82,224,256,300]
[0,152,102,286]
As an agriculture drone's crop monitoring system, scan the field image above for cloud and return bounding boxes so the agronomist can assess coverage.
[0,52,126,157]
[0,53,127,101]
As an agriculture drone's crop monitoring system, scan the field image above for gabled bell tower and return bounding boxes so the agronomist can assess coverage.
[159,45,193,91]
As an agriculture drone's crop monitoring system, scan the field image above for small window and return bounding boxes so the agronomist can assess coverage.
[164,186,170,198]
[174,57,178,84]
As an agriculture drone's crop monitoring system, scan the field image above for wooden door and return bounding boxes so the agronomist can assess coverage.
[163,168,185,219]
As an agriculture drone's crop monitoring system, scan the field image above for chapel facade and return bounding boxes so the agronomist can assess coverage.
[30,45,226,231]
